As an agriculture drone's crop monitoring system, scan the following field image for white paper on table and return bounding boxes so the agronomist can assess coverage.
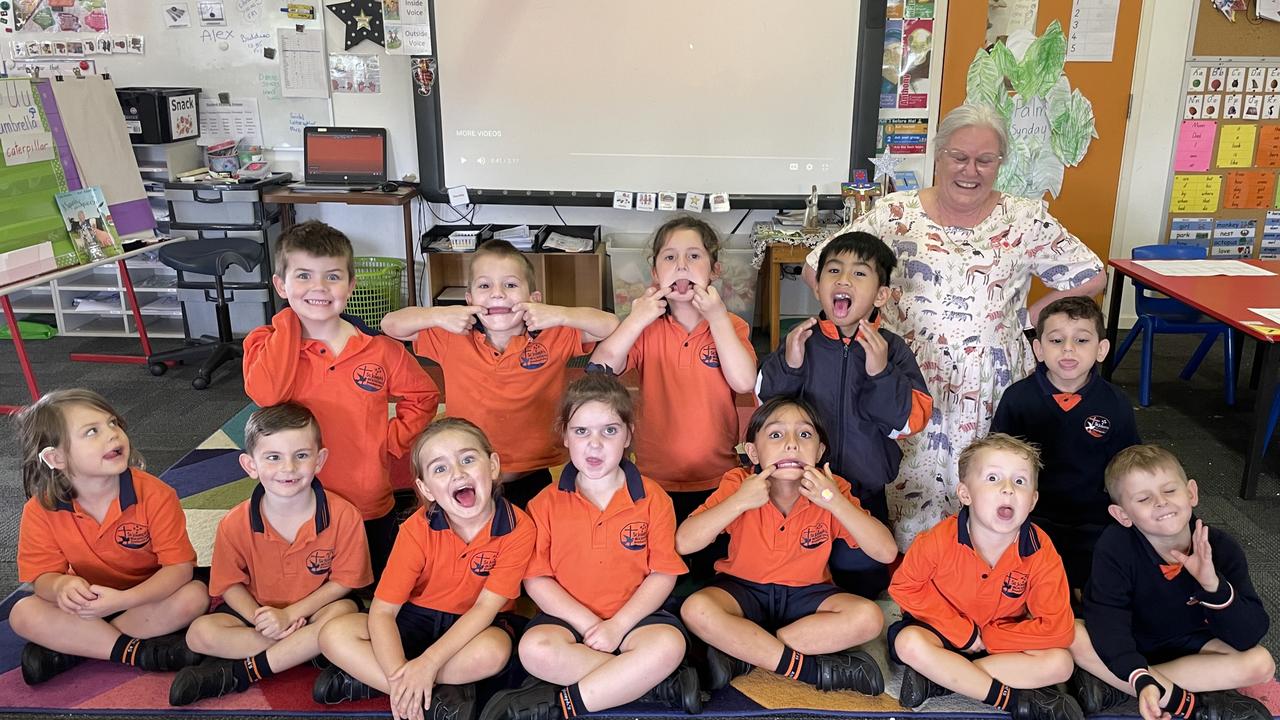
[1065,0,1120,62]
[197,98,263,146]
[1247,308,1280,324]
[278,28,329,99]
[1132,260,1277,277]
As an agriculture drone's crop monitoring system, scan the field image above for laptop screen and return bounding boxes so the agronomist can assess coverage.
[303,128,387,184]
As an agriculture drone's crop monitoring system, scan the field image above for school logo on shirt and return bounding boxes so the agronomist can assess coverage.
[470,551,499,576]
[1001,570,1029,599]
[699,343,720,368]
[520,342,550,370]
[353,363,387,392]
[800,523,830,549]
[1083,415,1111,439]
[619,522,649,551]
[114,522,150,549]
[306,549,334,575]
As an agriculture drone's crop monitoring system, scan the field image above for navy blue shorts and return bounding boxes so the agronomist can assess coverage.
[887,612,987,665]
[708,575,844,633]
[525,610,687,651]
[1141,630,1215,666]
[211,594,364,625]
[395,603,522,660]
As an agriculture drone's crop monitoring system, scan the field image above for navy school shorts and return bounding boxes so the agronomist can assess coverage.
[707,575,844,633]
[524,609,688,652]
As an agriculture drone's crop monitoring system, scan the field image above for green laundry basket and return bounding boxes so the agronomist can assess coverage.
[348,257,406,327]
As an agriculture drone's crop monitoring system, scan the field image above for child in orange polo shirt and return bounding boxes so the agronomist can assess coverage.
[677,396,895,695]
[382,239,619,508]
[588,216,757,515]
[11,389,208,686]
[315,418,535,720]
[479,375,700,720]
[888,434,1080,719]
[243,220,440,579]
[169,403,372,706]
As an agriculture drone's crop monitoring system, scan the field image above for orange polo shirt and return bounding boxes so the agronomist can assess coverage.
[889,508,1074,653]
[375,497,534,615]
[626,314,755,493]
[692,467,861,586]
[243,309,440,519]
[525,461,687,619]
[209,480,372,608]
[413,326,590,474]
[18,468,196,590]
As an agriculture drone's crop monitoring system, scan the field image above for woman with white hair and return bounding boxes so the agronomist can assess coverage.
[803,102,1106,547]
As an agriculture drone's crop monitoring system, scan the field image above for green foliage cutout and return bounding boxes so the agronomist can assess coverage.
[964,20,1097,199]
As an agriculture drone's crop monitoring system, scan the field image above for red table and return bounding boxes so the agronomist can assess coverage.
[1102,259,1280,499]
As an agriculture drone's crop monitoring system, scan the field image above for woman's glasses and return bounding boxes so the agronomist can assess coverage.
[939,148,1002,170]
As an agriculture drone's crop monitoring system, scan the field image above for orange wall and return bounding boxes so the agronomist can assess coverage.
[940,1,1144,294]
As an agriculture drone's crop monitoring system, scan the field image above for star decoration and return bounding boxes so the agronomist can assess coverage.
[327,1,385,50]
[869,150,905,183]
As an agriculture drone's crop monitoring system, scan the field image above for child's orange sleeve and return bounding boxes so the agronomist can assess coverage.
[148,485,196,566]
[329,502,374,590]
[889,529,980,650]
[208,517,249,597]
[645,488,688,577]
[374,526,428,606]
[17,503,66,583]
[384,342,441,458]
[242,309,303,406]
[524,492,555,579]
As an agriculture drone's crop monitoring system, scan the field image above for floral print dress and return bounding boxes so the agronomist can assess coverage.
[806,190,1103,548]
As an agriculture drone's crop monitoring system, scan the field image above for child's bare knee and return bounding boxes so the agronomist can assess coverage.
[893,626,933,667]
[8,596,42,638]
[679,592,721,633]
[317,612,362,653]
[1039,648,1074,683]
[517,630,561,670]
[178,582,211,618]
[184,616,219,654]
[1241,647,1275,685]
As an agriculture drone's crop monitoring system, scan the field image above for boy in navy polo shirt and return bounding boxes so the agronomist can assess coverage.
[1069,445,1273,719]
[991,296,1139,590]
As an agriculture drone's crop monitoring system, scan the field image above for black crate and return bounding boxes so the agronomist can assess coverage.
[117,87,201,144]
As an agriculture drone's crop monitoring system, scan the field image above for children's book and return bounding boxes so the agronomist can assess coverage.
[55,187,121,264]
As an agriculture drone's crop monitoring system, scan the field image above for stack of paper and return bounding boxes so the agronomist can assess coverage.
[542,232,593,253]
[494,225,534,250]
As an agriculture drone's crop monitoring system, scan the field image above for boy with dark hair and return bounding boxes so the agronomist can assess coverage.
[243,221,440,579]
[889,433,1081,719]
[171,403,372,706]
[381,238,618,508]
[1070,445,1273,720]
[991,295,1139,590]
[758,230,932,596]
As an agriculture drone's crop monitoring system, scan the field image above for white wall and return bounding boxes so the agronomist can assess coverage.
[1107,0,1194,326]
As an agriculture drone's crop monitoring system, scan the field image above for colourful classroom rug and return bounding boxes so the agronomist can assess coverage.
[1,403,1277,717]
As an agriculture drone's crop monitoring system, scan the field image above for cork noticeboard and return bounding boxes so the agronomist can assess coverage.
[1193,5,1280,59]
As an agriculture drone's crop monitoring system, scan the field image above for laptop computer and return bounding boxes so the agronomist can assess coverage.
[289,127,387,192]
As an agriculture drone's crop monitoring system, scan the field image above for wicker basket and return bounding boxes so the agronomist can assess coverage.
[347,257,405,327]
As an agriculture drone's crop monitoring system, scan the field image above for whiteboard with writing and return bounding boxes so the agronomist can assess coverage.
[82,0,333,149]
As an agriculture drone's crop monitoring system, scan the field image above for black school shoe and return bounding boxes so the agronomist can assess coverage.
[312,665,380,704]
[814,649,885,694]
[706,645,753,690]
[1068,666,1129,714]
[638,664,703,714]
[897,664,950,708]
[1010,686,1085,720]
[134,632,203,672]
[169,658,241,706]
[479,680,562,720]
[1195,689,1272,720]
[20,643,82,685]
[429,683,479,720]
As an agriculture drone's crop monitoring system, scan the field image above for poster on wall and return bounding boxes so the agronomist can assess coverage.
[898,18,933,109]
[330,54,381,94]
[880,2,903,109]
[15,0,109,33]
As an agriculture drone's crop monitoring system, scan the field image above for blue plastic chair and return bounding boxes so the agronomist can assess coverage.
[1112,244,1236,407]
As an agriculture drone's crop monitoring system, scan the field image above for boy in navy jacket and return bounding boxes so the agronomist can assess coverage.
[1070,445,1273,720]
[758,231,932,596]
[992,296,1140,590]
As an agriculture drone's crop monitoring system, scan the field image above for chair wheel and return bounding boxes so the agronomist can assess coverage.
[192,375,210,390]
[148,362,167,376]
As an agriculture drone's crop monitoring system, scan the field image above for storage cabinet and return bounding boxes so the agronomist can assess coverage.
[133,140,203,236]
[6,251,185,338]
